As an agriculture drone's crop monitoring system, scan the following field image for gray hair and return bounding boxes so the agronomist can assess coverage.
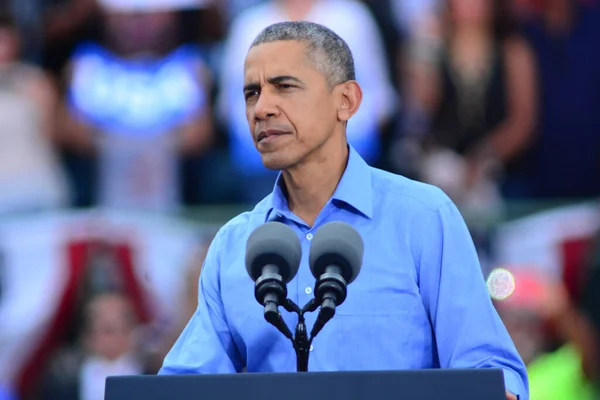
[250,21,355,88]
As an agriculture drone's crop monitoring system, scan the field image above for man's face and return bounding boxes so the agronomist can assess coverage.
[243,40,340,170]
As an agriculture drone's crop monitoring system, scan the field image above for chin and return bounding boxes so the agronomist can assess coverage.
[260,152,297,171]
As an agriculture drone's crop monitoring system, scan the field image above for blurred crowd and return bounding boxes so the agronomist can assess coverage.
[0,0,599,398]
[1,0,599,214]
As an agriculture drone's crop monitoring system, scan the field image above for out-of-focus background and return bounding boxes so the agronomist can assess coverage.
[0,0,599,398]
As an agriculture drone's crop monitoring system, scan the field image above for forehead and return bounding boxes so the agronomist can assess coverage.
[244,40,316,81]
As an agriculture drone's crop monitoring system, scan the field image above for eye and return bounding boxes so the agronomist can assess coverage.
[278,84,295,90]
[245,90,259,101]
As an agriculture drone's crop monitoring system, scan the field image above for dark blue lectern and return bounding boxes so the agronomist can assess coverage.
[105,369,507,400]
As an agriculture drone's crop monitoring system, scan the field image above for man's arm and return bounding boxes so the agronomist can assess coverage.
[159,233,244,374]
[417,199,528,399]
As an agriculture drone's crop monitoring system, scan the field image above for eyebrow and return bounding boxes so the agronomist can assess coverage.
[243,75,304,92]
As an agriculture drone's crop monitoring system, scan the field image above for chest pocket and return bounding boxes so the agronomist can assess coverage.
[336,291,414,316]
[335,256,421,317]
[316,297,420,370]
[311,263,426,370]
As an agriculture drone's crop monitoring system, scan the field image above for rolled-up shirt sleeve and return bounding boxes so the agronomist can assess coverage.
[159,231,243,374]
[418,200,529,399]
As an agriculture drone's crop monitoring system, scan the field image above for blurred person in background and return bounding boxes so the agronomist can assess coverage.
[181,242,208,322]
[39,290,149,400]
[492,230,600,399]
[41,0,100,79]
[390,0,441,42]
[493,266,597,398]
[492,268,553,367]
[217,0,397,204]
[0,11,70,215]
[524,240,600,400]
[1,0,99,67]
[60,0,214,212]
[386,0,442,180]
[561,231,600,397]
[405,0,537,213]
[357,0,407,174]
[144,238,210,373]
[524,281,597,399]
[503,0,600,199]
[2,0,49,65]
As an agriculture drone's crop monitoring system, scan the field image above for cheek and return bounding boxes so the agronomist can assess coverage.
[246,109,256,130]
[290,98,334,135]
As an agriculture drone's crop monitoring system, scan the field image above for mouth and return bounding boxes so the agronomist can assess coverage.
[257,129,290,143]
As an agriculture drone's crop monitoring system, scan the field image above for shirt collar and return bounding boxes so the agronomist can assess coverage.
[265,145,373,222]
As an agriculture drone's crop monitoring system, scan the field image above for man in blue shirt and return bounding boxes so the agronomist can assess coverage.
[160,21,527,400]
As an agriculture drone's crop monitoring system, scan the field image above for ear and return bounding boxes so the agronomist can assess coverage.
[336,81,362,123]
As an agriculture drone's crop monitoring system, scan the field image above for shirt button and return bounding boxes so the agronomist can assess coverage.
[305,286,312,295]
[309,345,314,352]
[306,233,313,240]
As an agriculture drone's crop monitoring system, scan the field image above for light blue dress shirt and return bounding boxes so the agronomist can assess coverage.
[160,146,529,399]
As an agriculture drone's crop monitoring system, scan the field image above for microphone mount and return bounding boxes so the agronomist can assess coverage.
[248,221,363,373]
[261,296,323,372]
[254,265,294,341]
[259,267,351,373]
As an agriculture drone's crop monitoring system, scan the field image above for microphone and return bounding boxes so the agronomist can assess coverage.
[308,221,363,338]
[245,222,301,339]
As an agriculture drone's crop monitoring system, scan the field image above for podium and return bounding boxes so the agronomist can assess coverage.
[105,369,507,400]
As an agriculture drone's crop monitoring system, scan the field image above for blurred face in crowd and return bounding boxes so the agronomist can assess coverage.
[0,25,18,64]
[103,10,177,54]
[84,293,137,361]
[447,0,494,28]
[243,40,358,170]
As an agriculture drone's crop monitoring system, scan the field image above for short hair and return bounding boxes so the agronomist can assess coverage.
[250,21,355,88]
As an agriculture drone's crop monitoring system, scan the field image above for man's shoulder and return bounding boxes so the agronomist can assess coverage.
[369,167,452,213]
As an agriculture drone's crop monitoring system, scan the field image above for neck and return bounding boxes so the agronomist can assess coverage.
[452,26,492,47]
[450,29,493,69]
[282,138,348,227]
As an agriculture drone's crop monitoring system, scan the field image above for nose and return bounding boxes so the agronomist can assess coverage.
[254,90,279,121]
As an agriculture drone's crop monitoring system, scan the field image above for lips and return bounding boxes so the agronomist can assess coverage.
[257,129,290,143]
